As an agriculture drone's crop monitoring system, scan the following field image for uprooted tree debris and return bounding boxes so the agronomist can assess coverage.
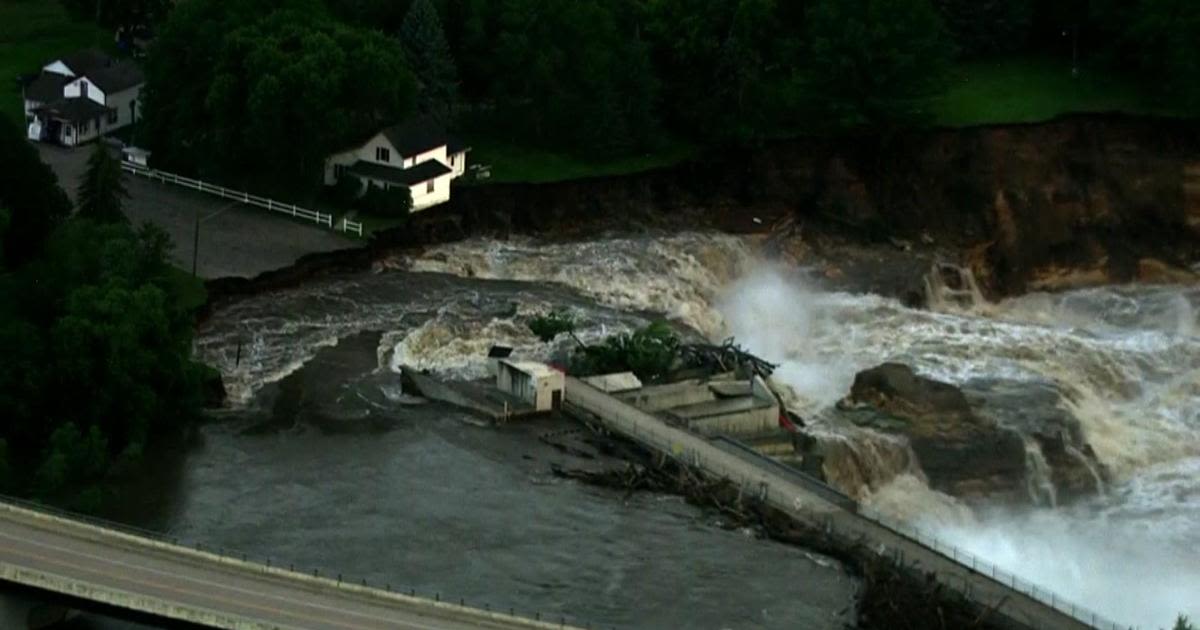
[551,432,1008,630]
[678,338,779,378]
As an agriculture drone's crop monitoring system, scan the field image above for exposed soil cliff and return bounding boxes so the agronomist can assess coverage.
[383,114,1200,298]
[205,114,1200,311]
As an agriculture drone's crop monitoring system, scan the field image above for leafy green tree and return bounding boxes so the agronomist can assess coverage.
[1121,0,1200,111]
[77,143,129,224]
[528,309,583,346]
[60,0,171,29]
[491,0,659,155]
[646,0,805,141]
[935,0,1033,57]
[0,207,8,262]
[1173,614,1195,630]
[400,0,460,124]
[0,118,71,268]
[805,0,956,129]
[144,0,416,195]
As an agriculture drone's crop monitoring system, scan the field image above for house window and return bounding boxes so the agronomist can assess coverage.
[80,119,89,133]
[107,109,118,125]
[375,147,390,163]
[450,155,456,167]
[426,180,435,194]
[80,80,89,95]
[334,164,346,178]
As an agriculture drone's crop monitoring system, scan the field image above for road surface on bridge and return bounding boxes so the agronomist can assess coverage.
[0,503,572,630]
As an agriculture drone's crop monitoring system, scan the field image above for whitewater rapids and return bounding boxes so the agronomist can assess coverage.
[198,232,1200,628]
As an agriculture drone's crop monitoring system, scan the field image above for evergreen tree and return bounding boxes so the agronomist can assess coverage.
[400,0,461,125]
[806,0,955,129]
[77,143,129,224]
[0,118,71,269]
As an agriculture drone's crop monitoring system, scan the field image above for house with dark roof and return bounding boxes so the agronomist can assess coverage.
[323,117,470,212]
[22,48,144,147]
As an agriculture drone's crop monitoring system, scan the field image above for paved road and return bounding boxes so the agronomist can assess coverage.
[36,144,355,279]
[0,504,571,630]
[564,378,1102,630]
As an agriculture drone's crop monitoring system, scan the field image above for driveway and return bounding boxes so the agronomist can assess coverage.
[37,144,357,279]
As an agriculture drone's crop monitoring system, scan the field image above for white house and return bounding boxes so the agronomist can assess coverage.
[323,117,471,212]
[23,49,144,147]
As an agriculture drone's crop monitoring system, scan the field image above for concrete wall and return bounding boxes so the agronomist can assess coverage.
[618,380,715,413]
[684,404,777,437]
[563,379,1098,630]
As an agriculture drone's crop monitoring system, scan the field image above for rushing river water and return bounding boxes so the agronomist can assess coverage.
[86,232,1198,629]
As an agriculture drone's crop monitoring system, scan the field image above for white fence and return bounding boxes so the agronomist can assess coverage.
[121,162,365,237]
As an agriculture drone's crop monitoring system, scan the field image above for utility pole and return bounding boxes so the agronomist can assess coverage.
[192,205,200,277]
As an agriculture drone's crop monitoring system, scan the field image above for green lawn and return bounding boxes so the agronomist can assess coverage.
[932,55,1181,127]
[1,1,111,124]
[465,136,700,184]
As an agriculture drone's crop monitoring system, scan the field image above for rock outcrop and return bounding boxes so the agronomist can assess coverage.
[838,363,1108,505]
[839,363,1028,501]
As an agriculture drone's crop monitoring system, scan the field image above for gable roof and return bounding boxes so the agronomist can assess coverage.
[56,48,113,76]
[85,61,144,93]
[380,116,449,158]
[348,159,453,186]
[24,73,70,103]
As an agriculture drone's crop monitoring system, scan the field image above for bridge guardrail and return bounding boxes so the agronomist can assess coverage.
[566,390,1132,630]
[0,494,601,630]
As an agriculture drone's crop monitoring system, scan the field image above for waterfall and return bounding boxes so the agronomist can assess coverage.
[923,262,986,311]
[1023,438,1058,508]
[1065,444,1107,497]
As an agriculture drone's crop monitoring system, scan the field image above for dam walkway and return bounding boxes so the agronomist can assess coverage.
[0,500,581,630]
[563,377,1128,630]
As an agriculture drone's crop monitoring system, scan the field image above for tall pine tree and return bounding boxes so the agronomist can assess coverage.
[400,0,460,125]
[77,143,129,224]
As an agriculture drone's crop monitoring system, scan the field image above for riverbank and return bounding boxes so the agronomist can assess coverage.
[200,113,1200,319]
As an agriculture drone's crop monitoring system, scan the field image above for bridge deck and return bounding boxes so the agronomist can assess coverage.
[0,503,575,630]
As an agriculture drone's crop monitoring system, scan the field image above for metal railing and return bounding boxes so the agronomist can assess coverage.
[120,162,334,228]
[564,386,1133,630]
[0,494,596,629]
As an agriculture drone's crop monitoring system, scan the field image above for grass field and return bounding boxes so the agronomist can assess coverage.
[932,55,1179,127]
[466,135,700,184]
[1,1,111,124]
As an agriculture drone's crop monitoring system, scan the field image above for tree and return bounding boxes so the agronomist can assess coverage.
[77,143,129,223]
[0,207,8,263]
[400,0,460,125]
[60,0,172,29]
[0,118,72,268]
[805,0,956,129]
[143,0,416,195]
[491,0,659,154]
[1173,615,1195,630]
[1120,0,1200,112]
[935,0,1033,57]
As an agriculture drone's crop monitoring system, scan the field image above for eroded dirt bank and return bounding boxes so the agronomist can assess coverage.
[205,114,1200,311]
